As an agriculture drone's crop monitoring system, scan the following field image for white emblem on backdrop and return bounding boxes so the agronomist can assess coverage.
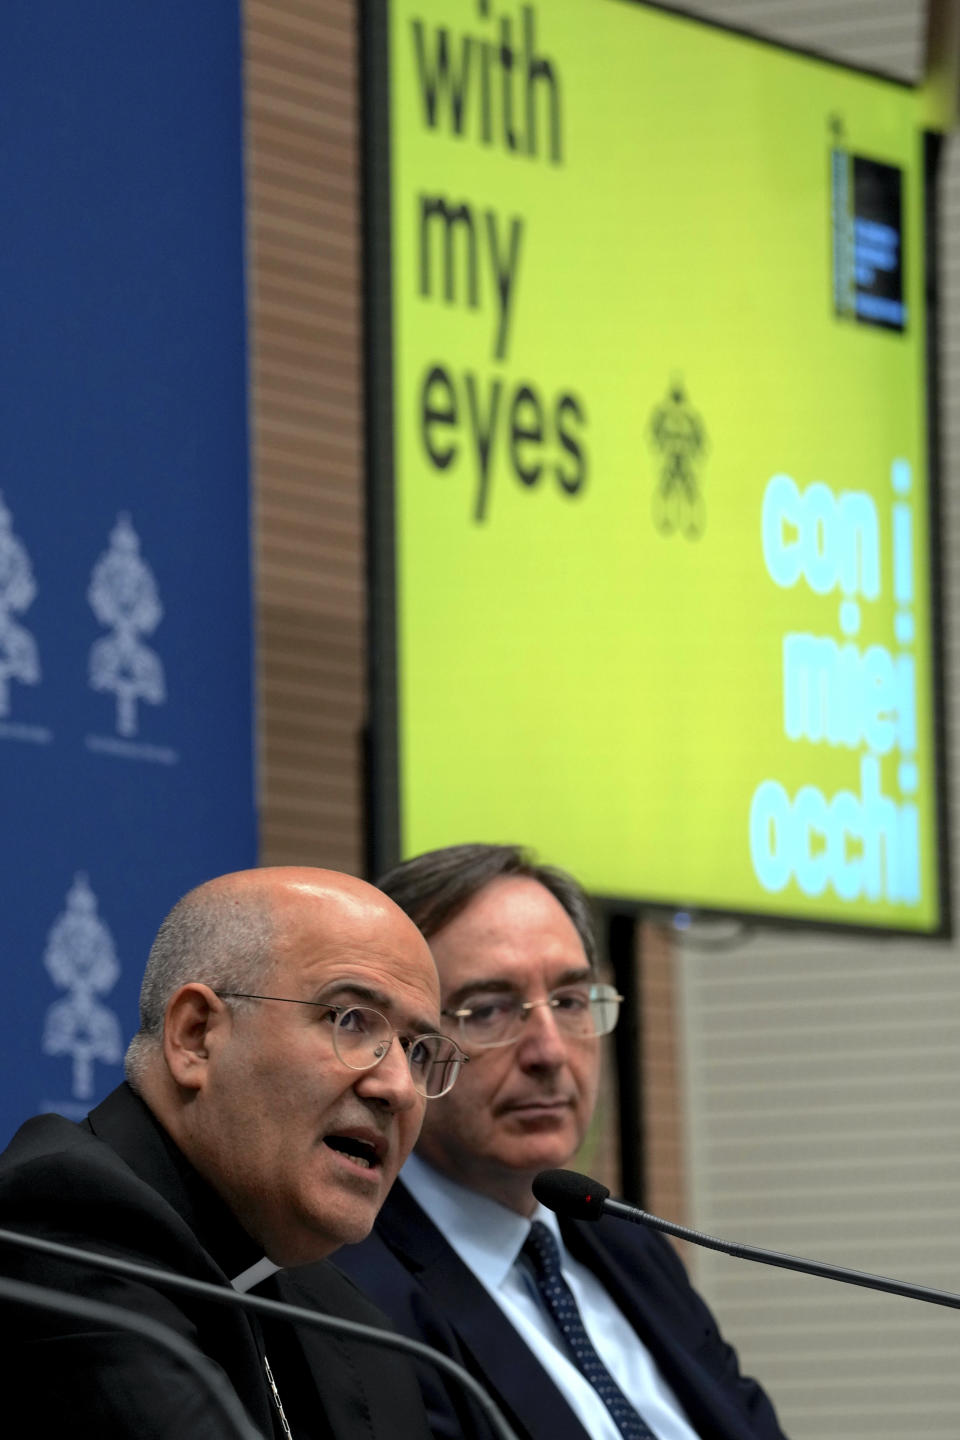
[0,491,41,718]
[85,514,176,764]
[42,873,123,1102]
[88,513,166,736]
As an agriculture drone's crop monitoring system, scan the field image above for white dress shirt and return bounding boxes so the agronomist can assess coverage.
[401,1154,700,1440]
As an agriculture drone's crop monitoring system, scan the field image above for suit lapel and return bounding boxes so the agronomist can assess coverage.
[381,1183,764,1440]
[378,1183,594,1440]
[562,1219,759,1440]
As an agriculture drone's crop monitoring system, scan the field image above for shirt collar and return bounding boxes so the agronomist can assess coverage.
[401,1152,565,1291]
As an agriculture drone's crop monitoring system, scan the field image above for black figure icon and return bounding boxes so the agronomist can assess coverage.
[648,381,707,538]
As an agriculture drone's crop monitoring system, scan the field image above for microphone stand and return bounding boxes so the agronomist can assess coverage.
[0,1273,264,1440]
[0,1226,522,1440]
[606,1198,960,1312]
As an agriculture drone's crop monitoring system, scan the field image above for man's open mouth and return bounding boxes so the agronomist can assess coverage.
[323,1135,382,1170]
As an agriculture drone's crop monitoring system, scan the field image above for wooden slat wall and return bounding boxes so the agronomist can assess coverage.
[245,0,367,873]
[641,921,688,1225]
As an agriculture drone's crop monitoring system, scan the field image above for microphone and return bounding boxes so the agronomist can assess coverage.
[533,1169,960,1313]
[533,1169,610,1220]
[0,1272,263,1440]
[0,1226,521,1440]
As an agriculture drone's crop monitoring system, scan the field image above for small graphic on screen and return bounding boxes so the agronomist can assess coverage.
[647,380,708,540]
[832,151,905,332]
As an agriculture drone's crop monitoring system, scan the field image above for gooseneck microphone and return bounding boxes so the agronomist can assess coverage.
[0,1226,521,1440]
[534,1170,612,1221]
[533,1169,960,1313]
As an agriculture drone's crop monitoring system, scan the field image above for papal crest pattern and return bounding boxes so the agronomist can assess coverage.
[0,492,41,716]
[88,513,166,736]
[42,874,123,1099]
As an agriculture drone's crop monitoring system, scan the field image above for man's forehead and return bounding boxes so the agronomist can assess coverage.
[270,879,432,961]
[432,931,591,1002]
[277,938,440,1020]
[314,974,440,1035]
[442,876,581,934]
[430,879,587,959]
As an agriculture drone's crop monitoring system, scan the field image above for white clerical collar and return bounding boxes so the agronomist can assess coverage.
[231,1256,280,1292]
[401,1152,564,1293]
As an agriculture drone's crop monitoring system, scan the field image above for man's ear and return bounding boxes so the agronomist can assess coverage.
[163,984,229,1091]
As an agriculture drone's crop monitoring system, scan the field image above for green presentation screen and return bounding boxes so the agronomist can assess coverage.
[366,0,950,935]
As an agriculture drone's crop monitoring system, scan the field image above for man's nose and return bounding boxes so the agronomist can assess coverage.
[514,1000,568,1067]
[353,1036,421,1111]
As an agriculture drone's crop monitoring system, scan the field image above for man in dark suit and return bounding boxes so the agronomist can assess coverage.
[336,844,789,1440]
[0,865,467,1439]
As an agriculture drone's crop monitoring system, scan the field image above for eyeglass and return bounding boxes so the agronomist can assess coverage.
[443,983,623,1051]
[215,992,468,1098]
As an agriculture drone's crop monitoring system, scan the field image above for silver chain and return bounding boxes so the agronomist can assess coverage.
[263,1353,294,1440]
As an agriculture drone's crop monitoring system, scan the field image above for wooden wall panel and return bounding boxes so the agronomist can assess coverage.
[641,921,688,1228]
[245,0,367,874]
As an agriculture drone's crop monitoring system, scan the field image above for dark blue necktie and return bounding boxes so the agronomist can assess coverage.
[522,1220,658,1440]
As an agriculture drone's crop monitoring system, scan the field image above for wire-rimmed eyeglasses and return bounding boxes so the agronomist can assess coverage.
[443,983,623,1051]
[215,992,468,1098]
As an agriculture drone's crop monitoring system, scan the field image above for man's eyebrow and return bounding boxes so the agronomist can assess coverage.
[444,978,519,1011]
[552,967,593,988]
[445,967,592,1011]
[315,980,439,1038]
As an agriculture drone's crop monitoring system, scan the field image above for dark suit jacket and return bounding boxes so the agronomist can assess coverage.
[334,1178,789,1440]
[0,1084,431,1440]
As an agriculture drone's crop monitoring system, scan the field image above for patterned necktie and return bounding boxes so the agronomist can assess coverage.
[522,1220,658,1440]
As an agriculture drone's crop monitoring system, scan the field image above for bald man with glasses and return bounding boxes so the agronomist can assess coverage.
[336,844,787,1440]
[0,866,465,1440]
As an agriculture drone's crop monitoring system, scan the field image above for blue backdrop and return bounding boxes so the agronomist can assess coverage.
[0,1,257,1139]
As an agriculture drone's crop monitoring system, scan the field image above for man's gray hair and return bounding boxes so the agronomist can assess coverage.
[124,883,275,1091]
